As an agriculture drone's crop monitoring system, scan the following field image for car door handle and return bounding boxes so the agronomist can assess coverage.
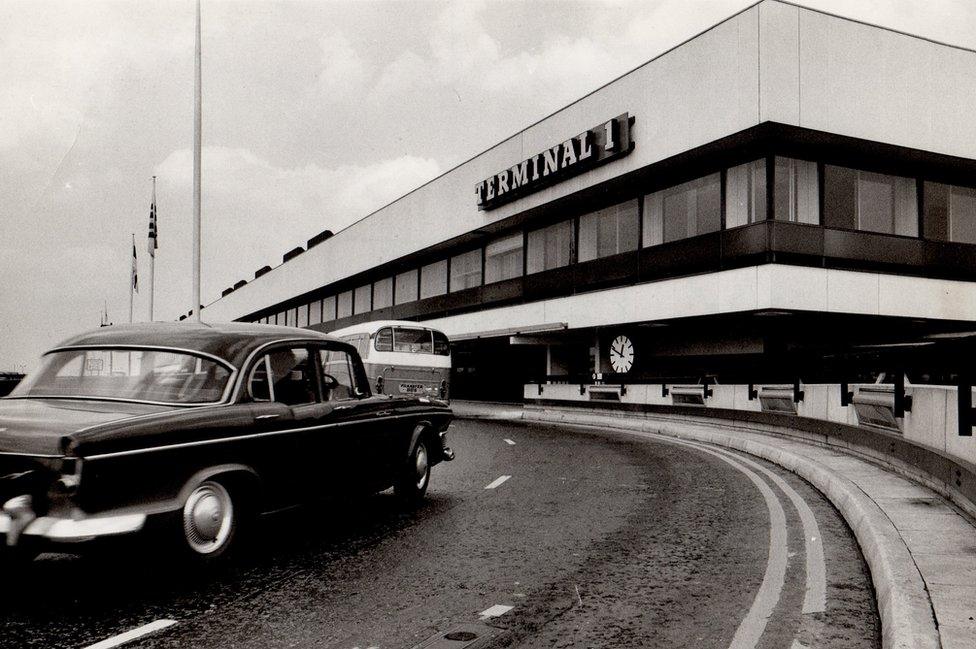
[255,414,279,420]
[376,410,393,417]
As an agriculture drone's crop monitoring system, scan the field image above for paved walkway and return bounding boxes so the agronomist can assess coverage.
[451,400,976,649]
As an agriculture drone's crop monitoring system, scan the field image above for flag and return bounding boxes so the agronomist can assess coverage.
[148,194,158,256]
[131,234,139,293]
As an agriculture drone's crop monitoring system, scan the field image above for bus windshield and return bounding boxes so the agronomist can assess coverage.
[374,327,449,356]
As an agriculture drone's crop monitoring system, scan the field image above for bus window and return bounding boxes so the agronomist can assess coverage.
[394,327,432,353]
[375,327,393,352]
[433,330,450,356]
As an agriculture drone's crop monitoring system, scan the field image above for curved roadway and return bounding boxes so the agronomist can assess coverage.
[0,419,879,648]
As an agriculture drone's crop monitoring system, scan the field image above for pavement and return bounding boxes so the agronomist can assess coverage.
[452,400,976,649]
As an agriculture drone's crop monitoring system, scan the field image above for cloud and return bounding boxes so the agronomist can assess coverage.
[315,33,372,102]
[152,146,440,310]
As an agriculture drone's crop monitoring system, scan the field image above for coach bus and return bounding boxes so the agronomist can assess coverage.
[329,320,451,401]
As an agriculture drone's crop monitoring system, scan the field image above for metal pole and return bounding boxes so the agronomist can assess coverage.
[149,176,156,322]
[192,0,202,322]
[129,233,135,324]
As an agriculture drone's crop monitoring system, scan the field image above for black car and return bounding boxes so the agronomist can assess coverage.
[0,322,453,562]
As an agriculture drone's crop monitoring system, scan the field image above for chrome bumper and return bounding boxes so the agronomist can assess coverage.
[0,511,146,544]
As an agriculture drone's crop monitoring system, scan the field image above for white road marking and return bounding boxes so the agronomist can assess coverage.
[82,620,178,649]
[504,439,516,445]
[702,444,827,614]
[478,604,513,619]
[484,475,511,489]
[650,434,788,649]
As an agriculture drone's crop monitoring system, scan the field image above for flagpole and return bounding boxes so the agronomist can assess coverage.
[192,0,202,322]
[149,176,156,322]
[129,233,135,324]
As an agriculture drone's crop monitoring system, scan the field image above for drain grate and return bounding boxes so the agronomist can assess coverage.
[411,622,502,648]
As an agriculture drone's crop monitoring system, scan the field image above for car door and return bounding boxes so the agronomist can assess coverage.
[314,343,401,491]
[244,345,340,503]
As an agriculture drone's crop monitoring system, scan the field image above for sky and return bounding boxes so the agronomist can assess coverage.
[2,0,975,372]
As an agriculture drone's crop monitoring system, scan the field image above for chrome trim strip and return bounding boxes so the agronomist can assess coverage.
[0,450,62,459]
[83,410,444,460]
[47,344,237,371]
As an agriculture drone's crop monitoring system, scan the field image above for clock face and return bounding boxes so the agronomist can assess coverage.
[609,335,635,373]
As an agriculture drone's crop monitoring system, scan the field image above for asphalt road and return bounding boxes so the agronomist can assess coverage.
[0,419,879,649]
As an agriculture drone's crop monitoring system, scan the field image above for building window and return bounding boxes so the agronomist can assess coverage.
[643,172,721,246]
[824,165,917,236]
[485,232,523,283]
[450,249,482,292]
[578,200,639,262]
[395,269,418,304]
[924,182,976,244]
[353,284,371,314]
[309,300,322,326]
[773,157,819,224]
[337,290,353,319]
[527,219,573,274]
[297,304,309,328]
[373,277,393,309]
[725,159,766,228]
[276,312,284,326]
[420,260,448,298]
[322,295,336,322]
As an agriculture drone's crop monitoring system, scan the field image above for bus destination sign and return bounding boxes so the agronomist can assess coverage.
[475,112,634,211]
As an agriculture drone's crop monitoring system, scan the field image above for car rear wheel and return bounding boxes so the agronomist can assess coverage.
[394,439,430,504]
[181,480,238,559]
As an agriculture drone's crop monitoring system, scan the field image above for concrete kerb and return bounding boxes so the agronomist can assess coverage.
[493,405,941,649]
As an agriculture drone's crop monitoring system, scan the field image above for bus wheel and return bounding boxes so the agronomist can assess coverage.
[394,439,430,505]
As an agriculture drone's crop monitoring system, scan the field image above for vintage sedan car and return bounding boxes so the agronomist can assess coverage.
[0,322,454,562]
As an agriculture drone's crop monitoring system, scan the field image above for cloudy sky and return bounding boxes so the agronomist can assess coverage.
[2,0,975,372]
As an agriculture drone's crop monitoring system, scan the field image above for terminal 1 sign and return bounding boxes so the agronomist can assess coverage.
[476,113,634,210]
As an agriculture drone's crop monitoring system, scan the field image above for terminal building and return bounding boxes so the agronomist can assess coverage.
[201,1,976,434]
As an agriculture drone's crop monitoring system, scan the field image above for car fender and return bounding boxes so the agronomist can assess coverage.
[406,422,432,461]
[176,463,262,506]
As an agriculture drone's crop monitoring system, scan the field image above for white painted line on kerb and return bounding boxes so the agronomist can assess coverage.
[485,475,511,489]
[83,620,178,649]
[504,439,516,445]
[479,604,513,619]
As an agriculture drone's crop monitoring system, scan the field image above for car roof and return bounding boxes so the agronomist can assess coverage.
[51,322,340,369]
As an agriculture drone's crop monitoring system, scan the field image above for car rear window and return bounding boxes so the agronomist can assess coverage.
[10,348,232,404]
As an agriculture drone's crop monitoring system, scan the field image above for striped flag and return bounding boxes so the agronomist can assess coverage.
[148,194,158,256]
[131,234,138,293]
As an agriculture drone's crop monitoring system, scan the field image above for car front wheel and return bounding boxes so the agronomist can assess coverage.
[181,480,239,559]
[394,439,430,504]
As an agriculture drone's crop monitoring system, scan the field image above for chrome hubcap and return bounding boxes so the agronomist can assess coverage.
[183,481,233,554]
[415,443,429,490]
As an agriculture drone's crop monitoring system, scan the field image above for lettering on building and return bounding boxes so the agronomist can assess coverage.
[476,113,635,210]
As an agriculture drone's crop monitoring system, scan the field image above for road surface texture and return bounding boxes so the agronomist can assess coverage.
[0,419,879,649]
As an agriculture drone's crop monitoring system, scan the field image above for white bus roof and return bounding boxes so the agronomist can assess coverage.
[328,320,448,338]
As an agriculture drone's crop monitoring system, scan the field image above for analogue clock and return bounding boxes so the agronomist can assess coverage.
[609,335,635,373]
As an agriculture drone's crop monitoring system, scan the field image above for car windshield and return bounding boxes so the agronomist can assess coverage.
[9,348,233,405]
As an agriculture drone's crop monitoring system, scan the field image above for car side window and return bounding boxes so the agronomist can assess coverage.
[248,347,317,405]
[317,348,357,401]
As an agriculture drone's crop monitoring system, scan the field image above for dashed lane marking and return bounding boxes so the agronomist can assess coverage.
[478,604,514,619]
[484,475,511,489]
[504,439,516,445]
[649,434,789,649]
[82,620,178,649]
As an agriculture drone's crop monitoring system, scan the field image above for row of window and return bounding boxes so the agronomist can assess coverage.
[253,156,976,326]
